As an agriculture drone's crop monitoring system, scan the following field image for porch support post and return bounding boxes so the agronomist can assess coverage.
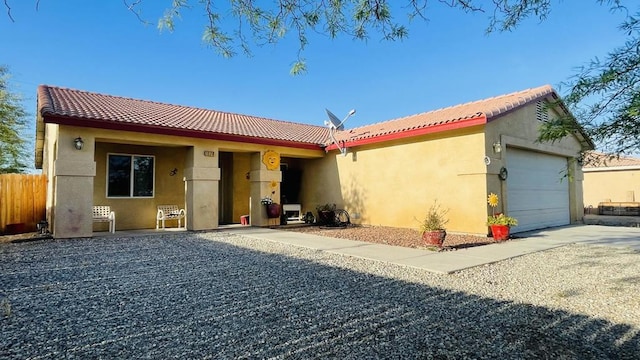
[51,134,96,238]
[569,157,585,222]
[184,146,220,230]
[249,152,281,227]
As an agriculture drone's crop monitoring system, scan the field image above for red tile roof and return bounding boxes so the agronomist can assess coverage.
[38,84,567,151]
[38,85,330,148]
[582,151,640,168]
[334,85,556,145]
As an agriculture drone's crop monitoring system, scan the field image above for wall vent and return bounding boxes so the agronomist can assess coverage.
[536,100,550,122]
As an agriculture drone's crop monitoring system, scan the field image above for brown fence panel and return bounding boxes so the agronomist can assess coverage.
[0,174,47,234]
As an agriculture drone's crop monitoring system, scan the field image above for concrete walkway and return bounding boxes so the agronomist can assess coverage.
[223,225,640,274]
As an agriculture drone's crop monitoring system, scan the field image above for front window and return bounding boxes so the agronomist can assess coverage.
[107,154,155,198]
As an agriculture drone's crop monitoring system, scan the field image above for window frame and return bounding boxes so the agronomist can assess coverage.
[106,153,156,199]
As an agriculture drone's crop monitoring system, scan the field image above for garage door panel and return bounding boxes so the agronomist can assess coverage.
[506,148,570,233]
[509,208,568,224]
[508,190,569,210]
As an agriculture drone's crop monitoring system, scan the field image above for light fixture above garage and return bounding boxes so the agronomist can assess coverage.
[492,142,502,153]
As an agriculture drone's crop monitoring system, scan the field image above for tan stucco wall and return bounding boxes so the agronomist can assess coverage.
[484,101,586,223]
[300,126,489,235]
[42,123,58,231]
[298,101,587,236]
[583,168,640,207]
[50,126,97,238]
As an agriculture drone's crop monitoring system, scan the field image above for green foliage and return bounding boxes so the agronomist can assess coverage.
[537,3,640,156]
[316,203,336,212]
[117,0,481,75]
[487,213,518,227]
[0,65,28,173]
[418,200,449,233]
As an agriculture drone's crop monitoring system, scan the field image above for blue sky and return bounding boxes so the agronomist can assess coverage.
[1,1,630,132]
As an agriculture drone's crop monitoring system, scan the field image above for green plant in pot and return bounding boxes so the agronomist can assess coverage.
[262,183,281,219]
[315,203,336,226]
[486,193,518,241]
[418,200,449,248]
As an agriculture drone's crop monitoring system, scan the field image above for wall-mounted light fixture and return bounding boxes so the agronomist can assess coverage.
[74,137,84,150]
[492,142,502,153]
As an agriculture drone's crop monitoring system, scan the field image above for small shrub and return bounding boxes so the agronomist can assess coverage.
[418,201,449,233]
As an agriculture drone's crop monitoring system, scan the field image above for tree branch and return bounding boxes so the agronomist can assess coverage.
[4,0,14,22]
[123,0,152,25]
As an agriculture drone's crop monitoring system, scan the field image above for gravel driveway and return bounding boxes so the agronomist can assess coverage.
[1,231,639,359]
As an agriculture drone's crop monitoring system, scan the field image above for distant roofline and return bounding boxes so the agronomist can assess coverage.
[583,165,640,172]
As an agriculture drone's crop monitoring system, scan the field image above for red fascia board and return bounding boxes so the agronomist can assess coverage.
[43,114,324,151]
[325,115,487,151]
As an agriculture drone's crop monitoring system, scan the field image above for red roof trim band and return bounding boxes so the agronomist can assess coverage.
[325,115,487,151]
[43,115,324,151]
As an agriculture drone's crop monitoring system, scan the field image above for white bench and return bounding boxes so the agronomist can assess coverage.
[282,204,304,223]
[156,205,186,229]
[93,206,115,233]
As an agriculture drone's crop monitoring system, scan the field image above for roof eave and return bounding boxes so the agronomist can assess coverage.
[42,114,325,151]
[325,115,487,151]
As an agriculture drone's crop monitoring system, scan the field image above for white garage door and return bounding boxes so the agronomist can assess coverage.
[506,148,570,233]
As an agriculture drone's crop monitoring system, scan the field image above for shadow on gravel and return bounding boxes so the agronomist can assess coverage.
[1,233,638,359]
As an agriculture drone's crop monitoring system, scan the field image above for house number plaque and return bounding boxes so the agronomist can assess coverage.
[203,151,215,157]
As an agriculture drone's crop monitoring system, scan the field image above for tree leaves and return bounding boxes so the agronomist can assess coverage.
[0,66,28,173]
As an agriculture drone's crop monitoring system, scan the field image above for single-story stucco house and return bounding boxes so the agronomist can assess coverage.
[582,152,640,208]
[35,84,593,238]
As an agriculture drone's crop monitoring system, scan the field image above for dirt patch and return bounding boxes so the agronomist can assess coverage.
[283,225,495,250]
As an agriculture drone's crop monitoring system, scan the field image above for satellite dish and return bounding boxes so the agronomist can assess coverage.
[324,108,356,156]
[325,108,355,131]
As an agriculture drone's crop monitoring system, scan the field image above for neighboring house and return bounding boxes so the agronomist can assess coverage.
[582,152,640,207]
[36,84,592,238]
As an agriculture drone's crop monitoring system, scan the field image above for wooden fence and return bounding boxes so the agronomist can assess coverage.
[0,174,47,234]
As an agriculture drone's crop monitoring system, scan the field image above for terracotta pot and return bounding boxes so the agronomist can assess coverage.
[490,225,510,241]
[422,230,446,247]
[266,203,281,219]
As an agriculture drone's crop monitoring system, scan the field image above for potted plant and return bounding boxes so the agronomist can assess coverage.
[315,203,336,226]
[486,193,518,241]
[261,182,281,219]
[418,200,449,247]
[261,197,281,219]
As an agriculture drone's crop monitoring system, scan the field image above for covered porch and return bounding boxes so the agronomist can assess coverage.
[43,125,323,238]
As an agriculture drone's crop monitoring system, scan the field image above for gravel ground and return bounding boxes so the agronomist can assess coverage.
[1,231,639,359]
[283,224,493,250]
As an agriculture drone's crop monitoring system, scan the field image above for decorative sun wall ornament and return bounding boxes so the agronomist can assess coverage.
[262,150,280,170]
[488,193,499,209]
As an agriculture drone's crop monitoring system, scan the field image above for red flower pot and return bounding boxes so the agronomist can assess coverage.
[422,230,446,247]
[266,203,281,219]
[490,225,510,241]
